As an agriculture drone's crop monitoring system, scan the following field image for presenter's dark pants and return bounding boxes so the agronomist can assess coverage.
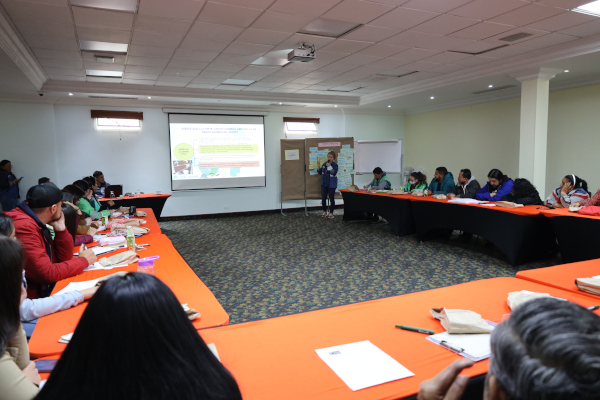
[321,186,335,213]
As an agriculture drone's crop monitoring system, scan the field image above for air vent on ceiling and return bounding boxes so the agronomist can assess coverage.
[449,44,507,56]
[327,86,363,92]
[88,96,139,100]
[472,85,517,95]
[373,71,418,79]
[499,32,533,42]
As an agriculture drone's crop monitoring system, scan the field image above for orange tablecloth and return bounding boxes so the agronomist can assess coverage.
[28,233,229,358]
[200,277,598,400]
[340,190,543,217]
[99,193,171,201]
[540,207,600,220]
[118,207,161,234]
[516,258,600,298]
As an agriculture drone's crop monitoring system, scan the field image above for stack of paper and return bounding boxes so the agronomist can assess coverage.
[315,340,414,391]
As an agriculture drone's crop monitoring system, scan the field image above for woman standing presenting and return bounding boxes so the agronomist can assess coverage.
[0,160,22,212]
[318,151,338,219]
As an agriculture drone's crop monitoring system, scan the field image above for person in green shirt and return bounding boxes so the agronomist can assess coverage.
[403,172,428,193]
[364,167,391,190]
[73,180,110,220]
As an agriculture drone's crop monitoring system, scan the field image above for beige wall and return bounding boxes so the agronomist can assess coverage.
[547,83,600,195]
[404,98,521,185]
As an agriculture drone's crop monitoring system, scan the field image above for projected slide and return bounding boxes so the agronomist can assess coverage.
[169,114,266,190]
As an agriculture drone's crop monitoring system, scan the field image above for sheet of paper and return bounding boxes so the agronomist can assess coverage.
[309,161,318,169]
[478,203,496,207]
[285,149,300,161]
[207,343,220,361]
[309,153,317,161]
[54,279,98,296]
[428,331,491,359]
[74,245,125,257]
[316,150,327,157]
[309,170,318,176]
[309,147,318,152]
[84,262,129,272]
[316,340,414,391]
[342,144,351,149]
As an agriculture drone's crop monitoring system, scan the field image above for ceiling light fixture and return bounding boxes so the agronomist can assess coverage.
[388,105,391,108]
[68,93,73,96]
[564,69,570,72]
[279,102,282,105]
[148,96,151,99]
[80,40,128,54]
[86,69,123,78]
[70,0,137,13]
[430,96,434,100]
[573,1,600,17]
[334,105,338,107]
[488,84,493,88]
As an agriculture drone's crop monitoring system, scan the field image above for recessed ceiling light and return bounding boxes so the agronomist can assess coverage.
[488,84,493,88]
[334,105,338,107]
[80,40,128,54]
[70,0,137,12]
[86,69,123,78]
[564,69,569,72]
[147,96,151,99]
[387,105,391,108]
[430,96,435,100]
[68,93,73,96]
[573,1,600,17]
[299,18,362,38]
[279,102,282,105]
[221,79,255,86]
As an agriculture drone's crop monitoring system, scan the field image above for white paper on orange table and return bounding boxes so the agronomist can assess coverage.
[315,340,414,391]
[54,279,98,296]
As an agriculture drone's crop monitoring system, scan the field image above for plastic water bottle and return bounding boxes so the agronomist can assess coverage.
[136,189,140,197]
[126,226,135,251]
[110,191,115,199]
[137,256,159,276]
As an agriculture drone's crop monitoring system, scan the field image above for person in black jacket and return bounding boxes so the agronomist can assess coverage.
[500,178,543,205]
[447,169,481,199]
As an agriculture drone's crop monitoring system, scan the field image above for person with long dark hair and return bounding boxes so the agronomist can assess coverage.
[36,272,242,400]
[0,160,22,211]
[61,193,92,246]
[500,178,543,205]
[0,236,40,399]
[545,174,590,208]
[72,180,109,220]
[403,171,428,193]
[476,169,514,201]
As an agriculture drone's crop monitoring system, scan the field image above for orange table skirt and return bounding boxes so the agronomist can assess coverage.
[200,277,598,400]
[28,233,229,358]
[540,207,600,220]
[516,258,600,298]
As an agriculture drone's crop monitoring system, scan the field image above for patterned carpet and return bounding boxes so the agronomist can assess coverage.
[159,209,560,325]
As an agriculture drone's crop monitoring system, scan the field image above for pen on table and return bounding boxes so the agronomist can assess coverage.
[440,341,464,354]
[136,244,151,247]
[395,325,434,335]
[587,305,599,311]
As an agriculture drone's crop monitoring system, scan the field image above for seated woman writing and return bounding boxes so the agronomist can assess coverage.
[500,178,543,205]
[403,172,427,193]
[546,174,590,208]
[476,169,514,201]
[72,180,110,220]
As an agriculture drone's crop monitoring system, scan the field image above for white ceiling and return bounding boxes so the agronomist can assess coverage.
[0,0,600,113]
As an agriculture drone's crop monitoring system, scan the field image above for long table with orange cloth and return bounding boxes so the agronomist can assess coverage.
[99,193,171,218]
[199,277,598,400]
[340,190,415,236]
[28,233,229,358]
[409,196,555,266]
[516,258,600,298]
[123,207,161,234]
[539,207,600,263]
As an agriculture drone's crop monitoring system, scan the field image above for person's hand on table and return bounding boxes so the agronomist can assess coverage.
[447,193,456,199]
[418,358,474,400]
[91,221,99,229]
[79,286,98,300]
[23,361,41,386]
[571,202,581,208]
[78,245,97,266]
[48,211,66,231]
[553,203,563,208]
[490,193,496,198]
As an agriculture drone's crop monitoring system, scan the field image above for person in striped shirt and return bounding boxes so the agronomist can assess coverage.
[546,174,590,208]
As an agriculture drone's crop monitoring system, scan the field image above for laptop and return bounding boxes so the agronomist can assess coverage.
[105,184,123,197]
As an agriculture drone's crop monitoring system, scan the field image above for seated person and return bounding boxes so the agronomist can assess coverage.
[0,236,40,400]
[0,213,97,337]
[36,272,242,400]
[73,180,110,220]
[93,170,109,197]
[61,193,93,246]
[448,169,481,199]
[428,167,454,195]
[5,182,96,298]
[418,298,600,400]
[500,178,543,205]
[61,185,97,236]
[403,172,427,193]
[546,174,589,208]
[37,177,50,185]
[476,169,514,201]
[572,188,600,208]
[363,167,391,190]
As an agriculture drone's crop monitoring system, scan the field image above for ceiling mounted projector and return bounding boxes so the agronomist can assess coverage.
[288,43,315,62]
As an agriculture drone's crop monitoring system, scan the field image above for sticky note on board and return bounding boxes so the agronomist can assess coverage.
[309,153,317,161]
[342,144,351,149]
[310,170,318,175]
[309,161,318,169]
[310,147,318,152]
[345,148,355,154]
[316,150,327,157]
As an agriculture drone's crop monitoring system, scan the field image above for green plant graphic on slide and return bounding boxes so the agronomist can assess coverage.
[174,143,194,160]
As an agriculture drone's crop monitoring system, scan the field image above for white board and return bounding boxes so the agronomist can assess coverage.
[354,140,402,174]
